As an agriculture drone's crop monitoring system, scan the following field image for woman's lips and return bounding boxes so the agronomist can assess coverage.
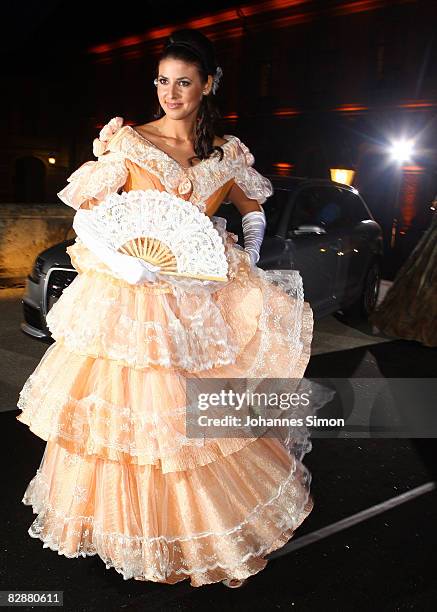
[167,103,182,108]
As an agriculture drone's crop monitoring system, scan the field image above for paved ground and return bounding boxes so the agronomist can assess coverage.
[1,281,437,611]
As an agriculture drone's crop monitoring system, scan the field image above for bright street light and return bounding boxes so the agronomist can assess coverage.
[388,139,415,163]
[386,137,416,249]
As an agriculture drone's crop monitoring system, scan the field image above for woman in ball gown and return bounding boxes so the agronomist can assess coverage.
[16,28,333,588]
[370,207,436,348]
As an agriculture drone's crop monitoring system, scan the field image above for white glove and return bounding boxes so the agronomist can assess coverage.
[242,208,266,266]
[72,210,160,285]
[106,253,161,285]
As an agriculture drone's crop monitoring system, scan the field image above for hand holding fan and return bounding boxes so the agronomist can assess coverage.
[79,189,229,282]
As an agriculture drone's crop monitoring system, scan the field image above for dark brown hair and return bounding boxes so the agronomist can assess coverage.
[153,28,225,166]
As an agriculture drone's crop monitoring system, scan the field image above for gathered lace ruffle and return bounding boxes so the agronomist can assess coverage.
[15,341,257,471]
[46,221,253,373]
[46,270,244,372]
[16,337,332,472]
[46,224,313,379]
[57,152,129,212]
[21,438,313,587]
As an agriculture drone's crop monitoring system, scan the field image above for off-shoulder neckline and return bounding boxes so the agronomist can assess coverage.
[124,125,237,170]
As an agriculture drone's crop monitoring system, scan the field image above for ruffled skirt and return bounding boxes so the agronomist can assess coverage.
[16,218,330,587]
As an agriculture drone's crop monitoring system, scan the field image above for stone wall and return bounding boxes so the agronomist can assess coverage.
[0,204,75,285]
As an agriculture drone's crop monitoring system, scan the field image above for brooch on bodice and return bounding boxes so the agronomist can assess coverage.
[177,176,193,197]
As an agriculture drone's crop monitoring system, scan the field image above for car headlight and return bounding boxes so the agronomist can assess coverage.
[29,256,44,283]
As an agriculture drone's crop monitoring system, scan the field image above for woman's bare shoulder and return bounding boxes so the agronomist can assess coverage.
[133,121,160,138]
[214,136,228,146]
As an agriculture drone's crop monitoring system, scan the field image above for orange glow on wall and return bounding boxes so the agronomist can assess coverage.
[402,166,424,173]
[333,104,368,113]
[272,162,295,175]
[117,36,143,48]
[399,166,423,232]
[398,100,437,110]
[332,0,401,17]
[122,49,143,60]
[91,44,113,54]
[248,0,308,14]
[273,108,301,116]
[90,26,174,54]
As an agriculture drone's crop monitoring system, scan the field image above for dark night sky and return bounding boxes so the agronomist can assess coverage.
[4,0,255,76]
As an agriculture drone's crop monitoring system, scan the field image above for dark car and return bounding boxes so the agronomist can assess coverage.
[21,239,77,339]
[217,176,383,320]
[21,177,383,340]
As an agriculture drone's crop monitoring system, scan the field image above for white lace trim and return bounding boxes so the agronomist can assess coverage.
[57,152,128,211]
[47,305,240,372]
[231,138,274,205]
[246,268,308,378]
[16,367,208,462]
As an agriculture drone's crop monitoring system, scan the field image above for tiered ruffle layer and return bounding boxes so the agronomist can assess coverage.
[22,437,314,586]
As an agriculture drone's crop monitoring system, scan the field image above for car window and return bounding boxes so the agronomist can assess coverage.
[289,186,367,232]
[214,188,289,238]
[288,186,340,232]
[340,190,370,224]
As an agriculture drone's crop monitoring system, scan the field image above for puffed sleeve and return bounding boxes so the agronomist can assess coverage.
[230,137,274,205]
[57,151,128,211]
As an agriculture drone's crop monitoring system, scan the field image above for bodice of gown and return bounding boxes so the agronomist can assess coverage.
[122,156,234,218]
[57,124,274,217]
[57,124,275,279]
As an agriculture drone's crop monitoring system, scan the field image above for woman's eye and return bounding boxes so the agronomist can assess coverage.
[158,79,190,87]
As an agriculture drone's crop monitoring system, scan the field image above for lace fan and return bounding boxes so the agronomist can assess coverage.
[87,189,229,281]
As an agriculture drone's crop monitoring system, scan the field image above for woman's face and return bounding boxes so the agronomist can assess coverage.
[156,58,212,118]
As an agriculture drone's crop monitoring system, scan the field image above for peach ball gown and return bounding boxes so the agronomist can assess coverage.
[16,120,331,587]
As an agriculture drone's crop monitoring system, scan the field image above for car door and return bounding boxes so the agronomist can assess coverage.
[318,187,376,305]
[283,185,341,312]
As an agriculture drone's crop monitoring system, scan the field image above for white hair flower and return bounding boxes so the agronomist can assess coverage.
[212,66,223,95]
